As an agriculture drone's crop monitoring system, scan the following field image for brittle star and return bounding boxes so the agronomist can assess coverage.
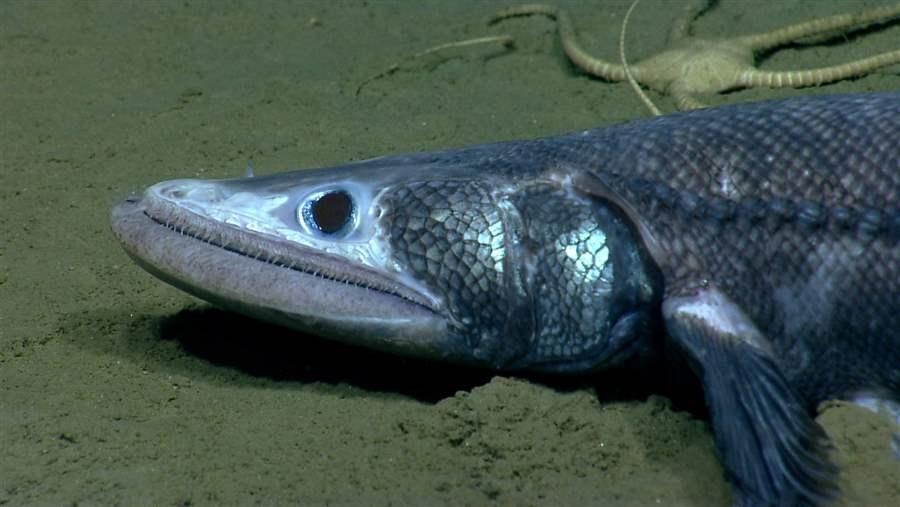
[490,0,900,113]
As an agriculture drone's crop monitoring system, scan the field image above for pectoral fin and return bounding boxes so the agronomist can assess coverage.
[663,286,838,506]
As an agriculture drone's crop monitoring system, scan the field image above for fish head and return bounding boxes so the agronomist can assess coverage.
[111,150,659,370]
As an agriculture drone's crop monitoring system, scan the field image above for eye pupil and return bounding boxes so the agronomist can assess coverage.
[310,190,353,234]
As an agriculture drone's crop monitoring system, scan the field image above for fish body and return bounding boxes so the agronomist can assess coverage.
[111,93,900,505]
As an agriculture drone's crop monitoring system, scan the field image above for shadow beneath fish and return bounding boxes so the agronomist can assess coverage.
[158,306,707,414]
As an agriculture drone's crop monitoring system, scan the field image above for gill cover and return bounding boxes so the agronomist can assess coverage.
[376,178,660,371]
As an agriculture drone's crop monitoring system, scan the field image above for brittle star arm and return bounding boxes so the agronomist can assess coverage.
[490,2,900,111]
[489,4,633,83]
[734,3,900,88]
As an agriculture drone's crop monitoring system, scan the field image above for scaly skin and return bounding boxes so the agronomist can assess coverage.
[112,93,899,506]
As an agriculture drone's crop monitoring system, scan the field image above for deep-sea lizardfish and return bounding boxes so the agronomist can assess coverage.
[112,93,899,506]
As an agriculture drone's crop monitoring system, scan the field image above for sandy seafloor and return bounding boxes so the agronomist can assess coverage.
[2,0,899,505]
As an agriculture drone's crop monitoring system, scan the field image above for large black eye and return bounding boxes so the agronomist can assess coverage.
[301,190,355,235]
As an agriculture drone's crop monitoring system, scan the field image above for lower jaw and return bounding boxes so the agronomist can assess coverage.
[110,197,452,360]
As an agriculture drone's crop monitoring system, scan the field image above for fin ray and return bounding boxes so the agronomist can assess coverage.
[664,286,838,505]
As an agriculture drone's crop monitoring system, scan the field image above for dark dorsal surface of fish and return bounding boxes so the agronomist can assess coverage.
[111,93,900,506]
